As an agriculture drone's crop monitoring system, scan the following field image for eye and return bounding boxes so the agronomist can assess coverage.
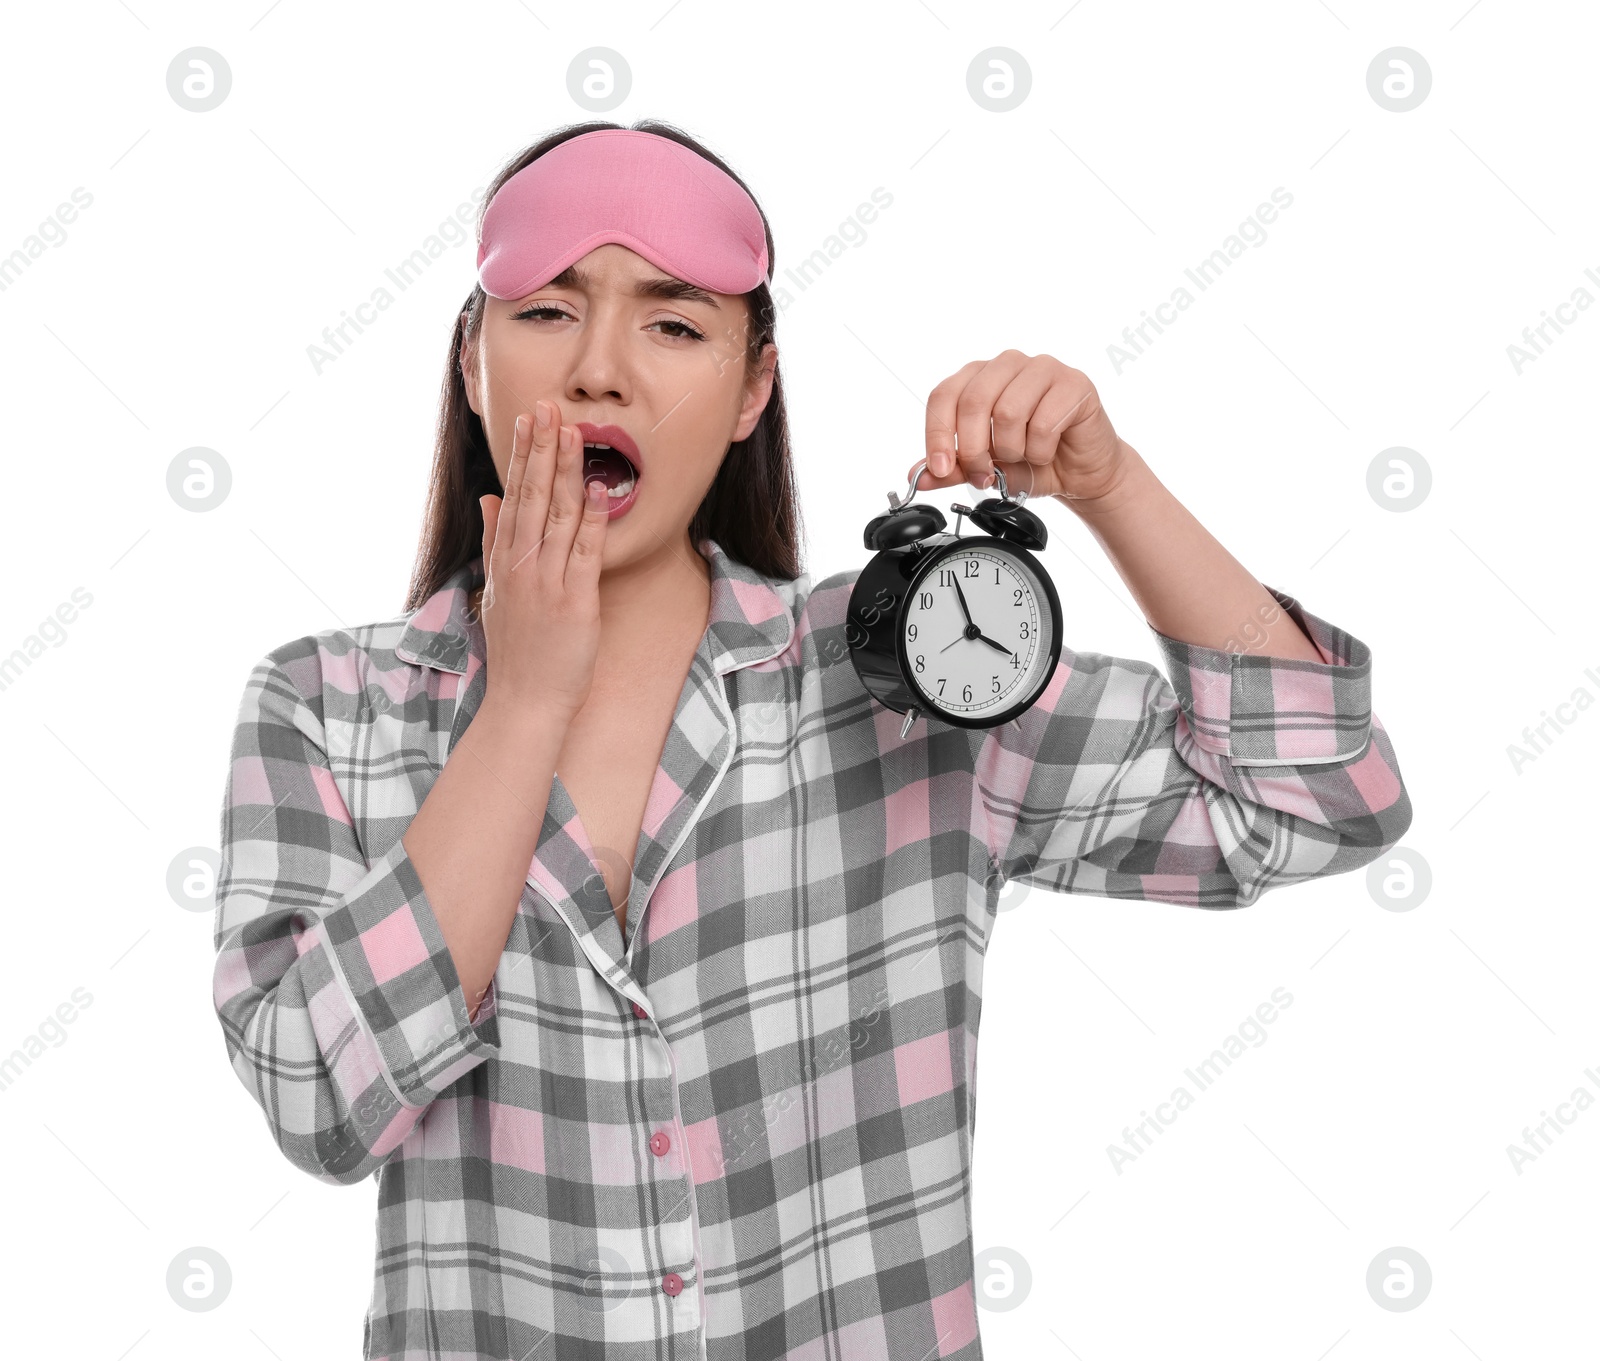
[510,304,572,323]
[650,317,707,342]
[509,304,706,343]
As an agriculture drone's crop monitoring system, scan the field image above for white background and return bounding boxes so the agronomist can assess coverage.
[1,0,1595,1357]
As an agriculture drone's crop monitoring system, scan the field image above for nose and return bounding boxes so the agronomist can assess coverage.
[564,307,628,406]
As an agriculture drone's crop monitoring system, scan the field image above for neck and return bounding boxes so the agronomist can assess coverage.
[595,531,714,664]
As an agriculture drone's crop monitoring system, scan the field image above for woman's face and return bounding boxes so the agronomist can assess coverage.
[461,243,777,568]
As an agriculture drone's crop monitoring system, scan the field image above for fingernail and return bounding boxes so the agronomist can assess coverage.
[932,451,950,476]
[560,426,577,452]
[535,402,551,430]
[514,413,528,441]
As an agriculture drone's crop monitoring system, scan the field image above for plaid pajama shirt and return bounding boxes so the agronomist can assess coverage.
[214,535,1411,1360]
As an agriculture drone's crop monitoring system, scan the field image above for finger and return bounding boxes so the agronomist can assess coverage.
[1026,369,1096,467]
[511,399,562,572]
[536,422,587,578]
[924,359,983,481]
[1030,369,1094,454]
[565,473,611,596]
[989,360,1052,466]
[495,410,533,556]
[904,454,960,495]
[478,494,501,612]
[989,360,1057,498]
[954,350,1028,488]
[481,493,501,559]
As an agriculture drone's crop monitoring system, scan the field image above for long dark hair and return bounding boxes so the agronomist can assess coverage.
[404,118,804,613]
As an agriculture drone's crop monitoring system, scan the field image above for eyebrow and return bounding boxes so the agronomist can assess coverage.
[542,263,722,310]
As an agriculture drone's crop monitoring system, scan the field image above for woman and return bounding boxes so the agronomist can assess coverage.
[214,119,1412,1360]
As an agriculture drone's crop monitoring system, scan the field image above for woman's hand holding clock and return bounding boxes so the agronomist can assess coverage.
[911,351,1135,508]
[903,349,1326,665]
[857,350,1145,729]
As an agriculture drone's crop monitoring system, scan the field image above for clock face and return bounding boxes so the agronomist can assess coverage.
[901,544,1054,721]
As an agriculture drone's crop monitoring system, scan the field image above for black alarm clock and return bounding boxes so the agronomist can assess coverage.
[847,460,1064,737]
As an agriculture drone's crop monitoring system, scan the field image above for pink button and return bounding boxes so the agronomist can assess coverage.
[661,1271,683,1296]
[649,1130,670,1157]
[631,1001,648,1019]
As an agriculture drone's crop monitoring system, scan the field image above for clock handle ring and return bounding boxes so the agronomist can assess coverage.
[891,460,1021,508]
[889,460,933,509]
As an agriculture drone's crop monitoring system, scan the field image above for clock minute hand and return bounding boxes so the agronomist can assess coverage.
[951,576,975,627]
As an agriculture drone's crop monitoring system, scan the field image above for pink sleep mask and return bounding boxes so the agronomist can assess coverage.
[475,129,770,299]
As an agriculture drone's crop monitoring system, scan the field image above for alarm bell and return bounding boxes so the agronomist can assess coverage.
[864,462,1048,553]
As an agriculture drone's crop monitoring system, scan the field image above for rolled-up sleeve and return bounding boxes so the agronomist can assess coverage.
[213,652,500,1185]
[973,585,1412,908]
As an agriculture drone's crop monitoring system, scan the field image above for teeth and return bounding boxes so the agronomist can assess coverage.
[606,475,635,500]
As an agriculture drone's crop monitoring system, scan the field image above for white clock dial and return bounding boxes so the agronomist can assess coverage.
[902,546,1052,719]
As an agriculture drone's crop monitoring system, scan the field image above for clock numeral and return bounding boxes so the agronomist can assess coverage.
[906,553,1047,714]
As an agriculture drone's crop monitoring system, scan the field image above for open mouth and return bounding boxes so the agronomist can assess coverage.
[582,443,639,502]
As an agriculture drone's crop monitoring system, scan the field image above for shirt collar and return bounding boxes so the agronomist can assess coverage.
[394,535,800,677]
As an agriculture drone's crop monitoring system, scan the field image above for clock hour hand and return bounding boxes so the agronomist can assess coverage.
[940,576,1015,657]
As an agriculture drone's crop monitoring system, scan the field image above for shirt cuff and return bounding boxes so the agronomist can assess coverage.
[1148,584,1373,767]
[315,836,501,1107]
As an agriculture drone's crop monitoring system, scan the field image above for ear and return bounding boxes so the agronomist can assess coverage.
[460,329,482,417]
[731,342,778,443]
